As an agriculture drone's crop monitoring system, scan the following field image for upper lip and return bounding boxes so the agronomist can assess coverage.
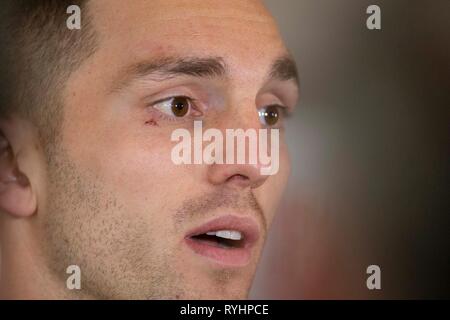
[185,215,261,248]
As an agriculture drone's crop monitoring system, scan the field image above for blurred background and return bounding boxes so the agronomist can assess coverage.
[250,0,450,299]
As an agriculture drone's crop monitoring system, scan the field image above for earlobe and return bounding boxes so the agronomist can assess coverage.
[0,131,37,218]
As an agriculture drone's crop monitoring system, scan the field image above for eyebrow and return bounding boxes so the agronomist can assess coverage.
[111,55,299,92]
[270,55,300,86]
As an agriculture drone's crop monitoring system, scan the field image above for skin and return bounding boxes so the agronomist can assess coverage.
[0,0,299,299]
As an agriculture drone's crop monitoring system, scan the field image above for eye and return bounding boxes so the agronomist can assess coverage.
[153,96,193,118]
[258,105,281,126]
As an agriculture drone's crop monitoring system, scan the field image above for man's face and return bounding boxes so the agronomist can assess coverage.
[38,0,298,299]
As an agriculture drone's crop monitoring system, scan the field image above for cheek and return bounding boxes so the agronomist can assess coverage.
[86,123,180,207]
[90,130,193,245]
[254,143,290,225]
[280,141,292,183]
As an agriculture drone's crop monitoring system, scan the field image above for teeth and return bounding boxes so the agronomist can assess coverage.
[206,230,243,240]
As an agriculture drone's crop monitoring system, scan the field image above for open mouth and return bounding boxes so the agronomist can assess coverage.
[190,230,245,249]
[184,215,260,267]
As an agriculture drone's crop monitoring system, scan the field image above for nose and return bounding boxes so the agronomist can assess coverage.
[206,108,271,190]
[207,162,269,189]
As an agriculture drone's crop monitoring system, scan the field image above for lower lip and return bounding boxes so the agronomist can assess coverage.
[184,238,252,267]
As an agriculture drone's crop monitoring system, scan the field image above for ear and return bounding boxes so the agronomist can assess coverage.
[0,117,37,218]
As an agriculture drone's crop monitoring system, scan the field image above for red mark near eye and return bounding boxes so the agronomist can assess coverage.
[145,119,158,126]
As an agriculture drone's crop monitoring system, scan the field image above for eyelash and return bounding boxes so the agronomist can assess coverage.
[260,104,291,128]
[263,104,291,117]
[148,95,202,122]
[147,95,291,126]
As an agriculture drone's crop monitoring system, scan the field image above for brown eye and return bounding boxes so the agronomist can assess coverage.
[153,96,192,118]
[171,96,190,117]
[259,105,280,126]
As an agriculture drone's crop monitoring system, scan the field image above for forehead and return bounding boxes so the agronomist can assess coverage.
[88,0,288,70]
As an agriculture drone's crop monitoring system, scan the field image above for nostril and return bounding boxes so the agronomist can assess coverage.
[207,163,269,188]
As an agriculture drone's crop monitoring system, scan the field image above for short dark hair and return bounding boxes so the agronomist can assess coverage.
[0,0,97,146]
